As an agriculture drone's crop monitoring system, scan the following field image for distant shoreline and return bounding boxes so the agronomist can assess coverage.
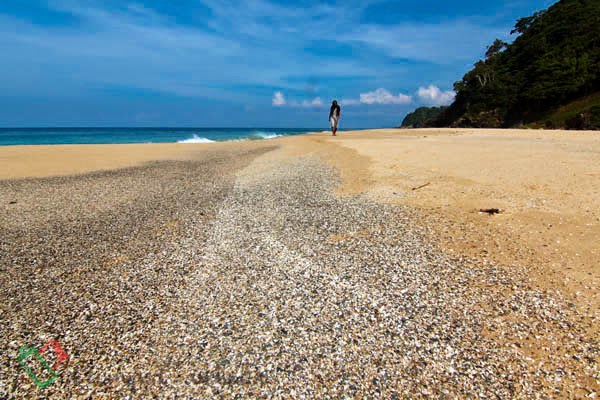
[2,127,599,179]
[0,127,328,146]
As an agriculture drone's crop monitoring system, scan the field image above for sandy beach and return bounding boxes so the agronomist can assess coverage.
[313,129,600,310]
[1,129,598,398]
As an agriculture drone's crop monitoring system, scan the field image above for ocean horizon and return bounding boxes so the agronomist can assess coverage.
[0,127,336,146]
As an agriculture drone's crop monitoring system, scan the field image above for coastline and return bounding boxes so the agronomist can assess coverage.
[1,128,598,397]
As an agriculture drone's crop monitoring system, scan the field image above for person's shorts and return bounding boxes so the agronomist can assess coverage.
[330,115,339,130]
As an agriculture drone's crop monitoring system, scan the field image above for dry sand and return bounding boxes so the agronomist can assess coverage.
[308,128,600,312]
[0,142,253,180]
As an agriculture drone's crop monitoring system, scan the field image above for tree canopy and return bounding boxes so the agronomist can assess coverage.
[433,0,600,129]
[400,106,447,128]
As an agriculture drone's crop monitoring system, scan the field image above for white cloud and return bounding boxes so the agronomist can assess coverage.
[272,92,323,108]
[301,97,323,107]
[272,91,286,106]
[417,85,455,106]
[277,86,452,110]
[359,88,412,105]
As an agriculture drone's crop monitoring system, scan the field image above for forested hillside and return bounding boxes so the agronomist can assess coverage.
[433,0,600,129]
[400,106,447,128]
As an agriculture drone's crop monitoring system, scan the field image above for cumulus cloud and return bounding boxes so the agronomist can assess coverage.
[272,92,323,108]
[301,97,323,107]
[417,85,455,106]
[272,91,286,106]
[360,88,412,105]
[340,86,454,108]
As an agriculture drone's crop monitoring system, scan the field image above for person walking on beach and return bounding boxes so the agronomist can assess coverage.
[329,100,341,136]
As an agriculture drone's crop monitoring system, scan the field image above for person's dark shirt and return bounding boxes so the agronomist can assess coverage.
[329,103,341,119]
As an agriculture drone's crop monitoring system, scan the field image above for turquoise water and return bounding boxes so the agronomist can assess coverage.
[0,128,323,146]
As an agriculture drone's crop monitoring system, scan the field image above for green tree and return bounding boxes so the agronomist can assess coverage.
[434,0,600,128]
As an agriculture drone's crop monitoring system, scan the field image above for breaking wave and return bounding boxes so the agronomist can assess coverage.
[177,135,215,144]
[250,131,283,140]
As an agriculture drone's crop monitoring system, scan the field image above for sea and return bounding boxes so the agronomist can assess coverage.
[0,128,324,146]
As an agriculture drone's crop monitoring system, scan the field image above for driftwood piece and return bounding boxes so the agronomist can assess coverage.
[411,182,431,191]
[479,208,502,215]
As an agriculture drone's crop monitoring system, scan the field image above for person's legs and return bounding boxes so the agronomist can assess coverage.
[330,116,337,136]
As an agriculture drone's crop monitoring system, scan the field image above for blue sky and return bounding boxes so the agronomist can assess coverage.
[0,0,556,128]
